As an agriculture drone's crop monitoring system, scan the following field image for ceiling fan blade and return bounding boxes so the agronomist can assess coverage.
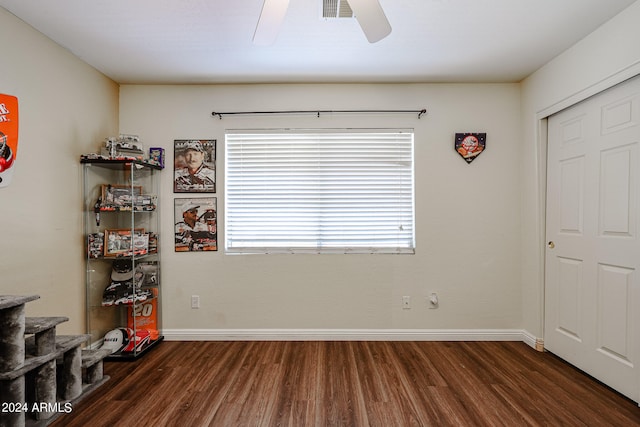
[253,0,290,46]
[347,0,392,43]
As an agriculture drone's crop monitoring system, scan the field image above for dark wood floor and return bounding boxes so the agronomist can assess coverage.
[52,341,640,426]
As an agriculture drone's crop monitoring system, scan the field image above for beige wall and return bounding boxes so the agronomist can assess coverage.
[520,0,640,338]
[4,0,640,340]
[120,83,523,335]
[0,8,119,334]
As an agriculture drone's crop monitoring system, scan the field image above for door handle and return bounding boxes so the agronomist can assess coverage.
[548,241,555,249]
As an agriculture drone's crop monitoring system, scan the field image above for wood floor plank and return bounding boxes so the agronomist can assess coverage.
[271,342,318,426]
[386,342,471,426]
[368,342,437,426]
[51,341,640,427]
[318,342,370,426]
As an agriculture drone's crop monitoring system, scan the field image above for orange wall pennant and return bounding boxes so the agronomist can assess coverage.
[0,94,19,187]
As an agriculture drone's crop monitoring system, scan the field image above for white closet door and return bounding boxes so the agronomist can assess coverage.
[545,75,640,402]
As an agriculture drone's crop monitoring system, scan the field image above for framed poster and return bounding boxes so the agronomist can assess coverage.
[174,197,217,252]
[174,139,216,193]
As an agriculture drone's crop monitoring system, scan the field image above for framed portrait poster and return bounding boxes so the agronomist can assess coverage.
[174,197,217,252]
[174,139,216,193]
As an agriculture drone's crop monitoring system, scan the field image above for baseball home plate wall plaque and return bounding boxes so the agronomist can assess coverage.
[455,132,485,164]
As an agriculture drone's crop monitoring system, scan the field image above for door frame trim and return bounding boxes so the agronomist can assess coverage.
[537,61,640,120]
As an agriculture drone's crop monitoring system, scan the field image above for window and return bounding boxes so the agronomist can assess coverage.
[225,130,415,254]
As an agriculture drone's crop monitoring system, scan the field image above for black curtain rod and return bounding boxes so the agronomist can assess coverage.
[212,109,427,119]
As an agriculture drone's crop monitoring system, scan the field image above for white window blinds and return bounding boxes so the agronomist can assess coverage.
[225,130,415,254]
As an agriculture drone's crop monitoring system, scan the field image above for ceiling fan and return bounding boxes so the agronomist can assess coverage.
[253,0,392,45]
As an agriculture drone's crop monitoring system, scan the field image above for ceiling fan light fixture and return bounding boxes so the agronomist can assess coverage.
[253,0,391,46]
[347,0,392,43]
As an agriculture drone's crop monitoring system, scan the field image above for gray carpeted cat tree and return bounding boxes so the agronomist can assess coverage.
[0,295,111,427]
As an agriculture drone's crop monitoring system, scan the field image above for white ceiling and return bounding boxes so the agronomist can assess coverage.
[0,0,636,84]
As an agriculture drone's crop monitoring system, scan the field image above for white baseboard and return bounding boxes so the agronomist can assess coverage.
[163,328,541,348]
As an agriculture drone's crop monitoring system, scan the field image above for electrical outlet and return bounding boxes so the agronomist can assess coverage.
[191,295,200,309]
[402,296,411,309]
